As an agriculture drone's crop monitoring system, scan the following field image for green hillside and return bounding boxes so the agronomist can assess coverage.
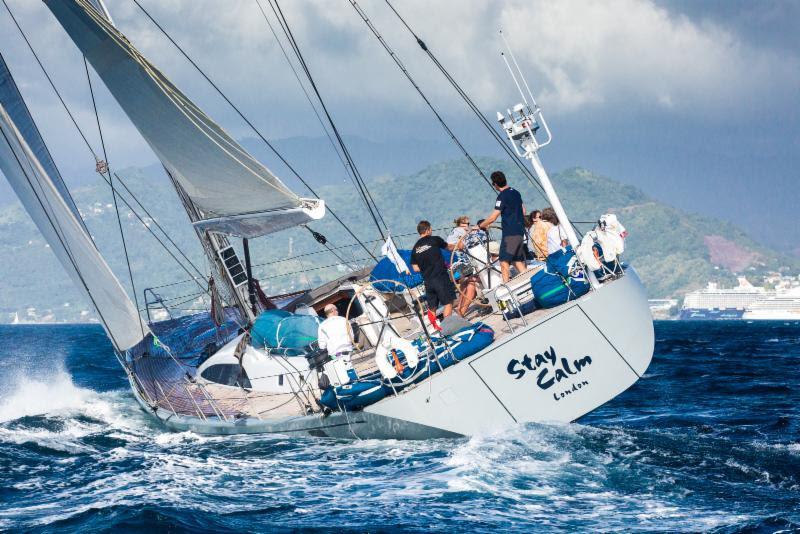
[0,158,794,322]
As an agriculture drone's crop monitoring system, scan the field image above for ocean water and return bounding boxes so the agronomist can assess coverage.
[0,322,798,532]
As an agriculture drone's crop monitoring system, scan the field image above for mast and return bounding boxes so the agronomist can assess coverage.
[497,31,600,289]
[242,238,257,315]
[164,169,256,323]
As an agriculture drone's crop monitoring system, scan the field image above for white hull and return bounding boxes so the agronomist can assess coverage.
[743,309,800,321]
[133,269,654,439]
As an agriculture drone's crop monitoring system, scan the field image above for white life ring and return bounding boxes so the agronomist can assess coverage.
[374,334,420,380]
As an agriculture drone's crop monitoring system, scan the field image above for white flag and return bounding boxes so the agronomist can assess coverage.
[381,235,410,274]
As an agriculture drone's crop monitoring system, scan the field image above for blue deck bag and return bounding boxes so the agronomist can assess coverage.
[530,268,590,308]
[546,245,578,278]
[503,298,539,320]
[320,380,388,411]
[369,249,422,293]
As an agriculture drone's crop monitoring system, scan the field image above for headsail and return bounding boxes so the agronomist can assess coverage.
[0,103,148,351]
[45,0,325,239]
[0,53,85,232]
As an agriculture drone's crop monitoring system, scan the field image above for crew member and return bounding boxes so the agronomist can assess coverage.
[317,303,354,357]
[447,215,478,316]
[478,171,527,282]
[528,209,552,261]
[411,220,457,317]
[542,207,567,256]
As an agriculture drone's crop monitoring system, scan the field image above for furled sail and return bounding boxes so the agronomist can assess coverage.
[0,53,85,231]
[45,0,325,238]
[0,103,148,351]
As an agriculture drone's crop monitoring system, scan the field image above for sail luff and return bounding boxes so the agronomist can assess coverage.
[45,0,325,238]
[0,53,88,233]
[0,103,148,351]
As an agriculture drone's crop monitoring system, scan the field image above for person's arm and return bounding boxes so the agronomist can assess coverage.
[438,236,456,252]
[411,263,420,272]
[317,324,328,350]
[479,209,500,230]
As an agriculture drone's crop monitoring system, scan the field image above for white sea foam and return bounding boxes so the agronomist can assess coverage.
[0,367,101,423]
[0,366,149,454]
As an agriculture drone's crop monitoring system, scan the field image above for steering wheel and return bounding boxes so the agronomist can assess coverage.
[448,226,503,308]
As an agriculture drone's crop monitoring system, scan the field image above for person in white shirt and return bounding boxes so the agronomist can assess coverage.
[542,207,567,256]
[317,304,353,357]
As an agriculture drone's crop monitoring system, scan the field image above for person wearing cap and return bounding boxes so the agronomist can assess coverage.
[317,303,353,357]
[478,170,527,282]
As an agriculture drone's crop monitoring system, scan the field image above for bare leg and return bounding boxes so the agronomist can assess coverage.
[514,261,527,277]
[442,302,453,318]
[500,260,511,282]
[459,280,477,316]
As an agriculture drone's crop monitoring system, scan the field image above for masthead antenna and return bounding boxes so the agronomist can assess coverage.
[495,29,598,288]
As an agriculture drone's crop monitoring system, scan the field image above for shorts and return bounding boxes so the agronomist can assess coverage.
[500,235,528,263]
[424,275,457,310]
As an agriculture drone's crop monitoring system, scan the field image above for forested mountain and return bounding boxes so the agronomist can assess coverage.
[1,157,794,323]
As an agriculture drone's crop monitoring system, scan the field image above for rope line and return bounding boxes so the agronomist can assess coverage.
[268,0,389,240]
[129,0,379,262]
[349,0,494,191]
[2,0,209,293]
[84,57,146,339]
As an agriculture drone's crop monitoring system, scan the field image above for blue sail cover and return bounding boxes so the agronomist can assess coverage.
[251,310,321,351]
[369,249,451,293]
[0,53,85,229]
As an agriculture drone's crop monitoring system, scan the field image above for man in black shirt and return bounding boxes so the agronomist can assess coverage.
[411,220,457,317]
[478,171,527,282]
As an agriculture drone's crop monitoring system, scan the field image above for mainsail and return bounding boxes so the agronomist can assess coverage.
[45,0,325,239]
[0,103,148,351]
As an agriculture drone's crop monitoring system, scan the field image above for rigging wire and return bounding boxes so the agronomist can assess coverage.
[381,0,549,199]
[253,0,356,198]
[130,0,380,261]
[254,0,392,268]
[0,0,91,234]
[267,0,389,239]
[347,0,494,192]
[0,122,126,351]
[84,57,146,339]
[381,0,584,239]
[301,224,358,270]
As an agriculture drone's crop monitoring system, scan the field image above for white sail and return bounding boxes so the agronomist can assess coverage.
[0,103,148,351]
[0,53,85,231]
[45,0,324,239]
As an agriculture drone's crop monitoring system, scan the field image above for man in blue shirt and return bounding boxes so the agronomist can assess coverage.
[478,171,527,282]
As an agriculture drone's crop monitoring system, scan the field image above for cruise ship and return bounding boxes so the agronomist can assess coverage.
[680,278,771,320]
[743,288,800,321]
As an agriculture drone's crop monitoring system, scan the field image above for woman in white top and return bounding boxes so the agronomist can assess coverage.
[541,207,567,256]
[446,215,477,316]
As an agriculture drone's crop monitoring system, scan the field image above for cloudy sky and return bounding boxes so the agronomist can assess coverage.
[1,0,798,250]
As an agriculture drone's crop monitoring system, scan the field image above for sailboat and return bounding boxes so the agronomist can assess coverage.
[0,0,653,439]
